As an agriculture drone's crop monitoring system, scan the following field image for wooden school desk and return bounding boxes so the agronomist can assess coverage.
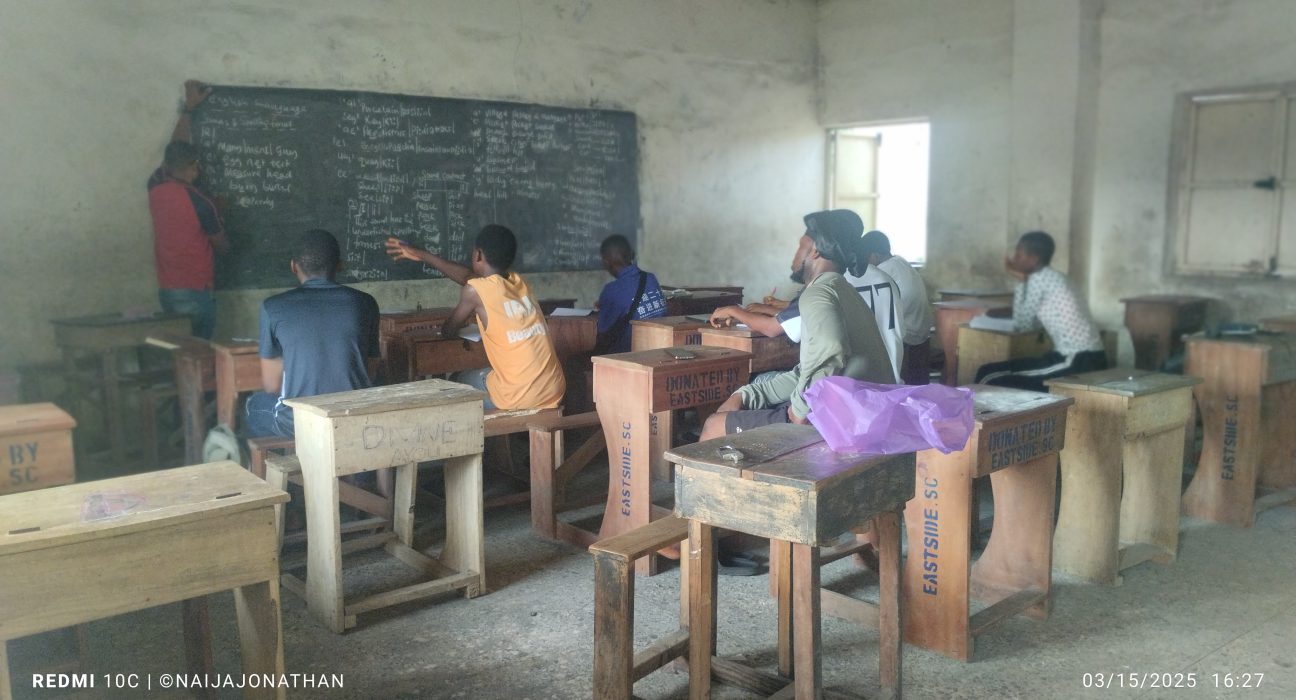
[378,307,454,383]
[1260,315,1296,333]
[938,288,1014,305]
[1047,369,1200,584]
[663,290,744,317]
[404,314,599,382]
[1121,295,1209,371]
[590,347,750,575]
[1182,334,1296,527]
[699,326,800,375]
[668,425,914,699]
[955,324,1053,385]
[934,300,1011,385]
[285,380,486,633]
[145,333,216,465]
[0,404,76,496]
[0,462,288,700]
[630,315,708,351]
[209,339,261,431]
[903,385,1072,662]
[52,312,192,464]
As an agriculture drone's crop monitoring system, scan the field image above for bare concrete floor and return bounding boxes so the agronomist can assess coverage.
[9,488,1296,700]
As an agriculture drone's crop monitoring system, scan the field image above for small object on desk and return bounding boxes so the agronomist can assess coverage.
[665,348,696,360]
[686,314,712,323]
[231,336,257,343]
[1216,322,1257,337]
[458,325,482,342]
[549,307,594,317]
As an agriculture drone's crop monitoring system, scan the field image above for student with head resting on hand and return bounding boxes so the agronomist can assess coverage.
[699,209,894,441]
[245,229,380,438]
[386,225,565,411]
[974,231,1107,391]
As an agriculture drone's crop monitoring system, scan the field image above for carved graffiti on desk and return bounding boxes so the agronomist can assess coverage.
[985,415,1060,470]
[360,419,471,466]
[664,367,744,409]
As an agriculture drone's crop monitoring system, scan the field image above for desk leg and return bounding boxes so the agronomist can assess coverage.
[791,543,822,699]
[687,520,716,700]
[650,411,672,481]
[972,454,1056,620]
[182,597,216,699]
[774,539,794,677]
[1120,428,1185,568]
[902,451,974,660]
[1053,400,1124,584]
[1259,383,1296,491]
[1183,361,1262,527]
[1,639,11,700]
[876,510,902,700]
[234,578,286,700]
[440,453,486,598]
[176,357,207,466]
[303,471,346,633]
[597,403,657,576]
[103,350,126,465]
[215,354,237,430]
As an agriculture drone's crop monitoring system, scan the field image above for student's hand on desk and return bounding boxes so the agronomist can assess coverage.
[184,80,213,110]
[386,237,426,262]
[746,303,779,316]
[761,296,790,310]
[709,306,741,328]
[787,406,809,425]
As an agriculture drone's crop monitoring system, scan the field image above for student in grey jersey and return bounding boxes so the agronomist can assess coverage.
[244,229,380,437]
[859,230,934,384]
[700,209,893,440]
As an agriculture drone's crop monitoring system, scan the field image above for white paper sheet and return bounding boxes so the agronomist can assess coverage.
[550,307,594,317]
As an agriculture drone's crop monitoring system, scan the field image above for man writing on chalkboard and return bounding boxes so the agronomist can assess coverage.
[245,230,380,438]
[594,234,667,354]
[386,227,565,411]
[148,80,229,339]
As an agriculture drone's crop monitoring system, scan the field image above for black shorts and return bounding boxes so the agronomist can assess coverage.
[724,402,792,434]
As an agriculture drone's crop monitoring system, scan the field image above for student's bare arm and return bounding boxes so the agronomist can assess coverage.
[386,238,476,286]
[170,80,212,144]
[260,357,284,395]
[442,284,484,339]
[709,305,786,338]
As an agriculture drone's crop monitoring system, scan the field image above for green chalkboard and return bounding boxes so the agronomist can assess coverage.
[190,86,640,290]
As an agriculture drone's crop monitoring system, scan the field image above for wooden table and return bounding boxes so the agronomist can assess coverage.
[285,380,486,633]
[668,424,914,699]
[630,315,708,351]
[933,300,1011,385]
[51,313,192,464]
[1048,369,1200,584]
[955,324,1053,385]
[546,314,599,358]
[699,326,800,375]
[590,347,750,575]
[1121,295,1209,371]
[1182,334,1296,527]
[0,404,76,496]
[1260,315,1296,333]
[664,290,744,317]
[379,307,454,383]
[146,333,216,465]
[405,314,599,382]
[0,462,287,700]
[208,339,261,432]
[903,385,1072,662]
[938,289,1014,305]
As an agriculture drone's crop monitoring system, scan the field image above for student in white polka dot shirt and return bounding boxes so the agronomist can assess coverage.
[975,231,1107,391]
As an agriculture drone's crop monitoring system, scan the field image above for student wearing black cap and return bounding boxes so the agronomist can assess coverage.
[699,209,894,440]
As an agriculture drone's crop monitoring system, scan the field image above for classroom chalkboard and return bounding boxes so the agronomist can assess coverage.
[190,86,640,290]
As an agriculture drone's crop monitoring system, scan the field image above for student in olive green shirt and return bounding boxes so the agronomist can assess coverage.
[699,209,894,440]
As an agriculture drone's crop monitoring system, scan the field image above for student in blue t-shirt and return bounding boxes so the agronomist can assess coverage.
[594,235,667,354]
[244,229,380,438]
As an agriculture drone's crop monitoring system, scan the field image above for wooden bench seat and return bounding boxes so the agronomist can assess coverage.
[527,411,606,544]
[263,454,391,564]
[590,516,692,699]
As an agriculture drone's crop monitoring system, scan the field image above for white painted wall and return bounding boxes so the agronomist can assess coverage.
[818,0,1016,293]
[1088,0,1296,327]
[0,0,822,366]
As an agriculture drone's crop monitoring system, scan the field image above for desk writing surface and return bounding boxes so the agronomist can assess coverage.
[145,332,214,355]
[1186,332,1296,385]
[1045,368,1201,397]
[284,378,485,418]
[0,462,285,556]
[630,315,708,332]
[210,339,260,355]
[0,403,76,437]
[968,385,1072,477]
[52,313,193,350]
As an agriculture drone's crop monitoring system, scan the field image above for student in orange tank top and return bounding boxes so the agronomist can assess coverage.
[385,225,565,410]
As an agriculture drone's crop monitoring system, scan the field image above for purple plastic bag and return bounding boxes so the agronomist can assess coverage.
[804,376,975,455]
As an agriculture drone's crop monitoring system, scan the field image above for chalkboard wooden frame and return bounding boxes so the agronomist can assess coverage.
[190,85,640,290]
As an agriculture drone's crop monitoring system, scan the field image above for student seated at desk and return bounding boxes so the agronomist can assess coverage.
[700,209,894,440]
[245,230,380,437]
[709,211,905,384]
[860,230,934,385]
[974,231,1107,391]
[386,225,565,410]
[595,235,668,353]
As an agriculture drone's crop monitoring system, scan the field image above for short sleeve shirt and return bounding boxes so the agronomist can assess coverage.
[259,278,380,402]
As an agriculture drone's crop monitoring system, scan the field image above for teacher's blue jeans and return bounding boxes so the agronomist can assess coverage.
[159,288,217,340]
